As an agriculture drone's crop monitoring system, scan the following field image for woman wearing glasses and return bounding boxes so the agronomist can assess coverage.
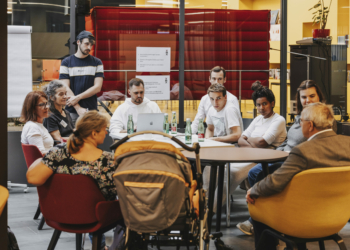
[43,80,74,141]
[20,91,54,155]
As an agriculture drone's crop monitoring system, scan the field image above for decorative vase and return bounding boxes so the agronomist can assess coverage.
[312,29,330,38]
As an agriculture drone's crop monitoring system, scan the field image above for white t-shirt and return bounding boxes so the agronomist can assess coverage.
[206,102,243,137]
[109,97,161,138]
[191,91,239,134]
[242,113,287,147]
[21,121,54,155]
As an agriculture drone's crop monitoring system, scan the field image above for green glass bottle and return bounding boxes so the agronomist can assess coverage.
[171,111,177,134]
[127,114,134,135]
[198,118,205,142]
[163,113,169,134]
[185,118,192,144]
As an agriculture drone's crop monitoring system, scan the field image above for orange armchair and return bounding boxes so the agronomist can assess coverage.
[249,166,350,250]
[0,185,9,216]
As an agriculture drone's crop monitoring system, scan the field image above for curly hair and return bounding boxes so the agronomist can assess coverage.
[251,81,275,107]
[43,80,65,113]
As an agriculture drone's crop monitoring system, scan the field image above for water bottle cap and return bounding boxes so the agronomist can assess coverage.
[186,118,191,121]
[172,111,176,113]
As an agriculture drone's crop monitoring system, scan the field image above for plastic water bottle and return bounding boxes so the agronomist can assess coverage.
[185,118,192,144]
[198,118,205,142]
[163,113,169,134]
[171,111,177,134]
[127,114,134,135]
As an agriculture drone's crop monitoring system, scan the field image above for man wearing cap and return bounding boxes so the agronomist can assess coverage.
[59,30,104,124]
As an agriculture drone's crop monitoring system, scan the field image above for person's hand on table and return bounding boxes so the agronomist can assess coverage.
[246,188,256,204]
[76,107,88,116]
[67,95,82,107]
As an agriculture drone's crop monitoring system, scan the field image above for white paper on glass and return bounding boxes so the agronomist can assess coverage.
[8,26,33,118]
[270,24,280,42]
[136,47,171,72]
[136,75,170,101]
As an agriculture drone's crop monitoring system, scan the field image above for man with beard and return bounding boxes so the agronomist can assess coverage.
[59,31,104,125]
[109,78,161,137]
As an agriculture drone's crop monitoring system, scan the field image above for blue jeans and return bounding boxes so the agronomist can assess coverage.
[247,162,284,224]
[88,233,106,249]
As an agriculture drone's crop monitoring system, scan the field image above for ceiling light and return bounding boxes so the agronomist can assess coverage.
[148,0,189,4]
[222,4,227,6]
[120,4,166,7]
[7,11,12,14]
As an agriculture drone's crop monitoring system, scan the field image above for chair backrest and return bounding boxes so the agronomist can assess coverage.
[21,144,43,168]
[0,185,9,216]
[37,174,106,225]
[250,166,350,238]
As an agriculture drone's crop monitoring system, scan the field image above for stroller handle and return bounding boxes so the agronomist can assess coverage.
[110,130,200,154]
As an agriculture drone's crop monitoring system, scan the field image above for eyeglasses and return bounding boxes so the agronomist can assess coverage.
[36,102,49,108]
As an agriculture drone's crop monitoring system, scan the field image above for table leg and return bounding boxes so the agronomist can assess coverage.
[226,163,230,228]
[262,162,269,177]
[207,165,217,234]
[216,164,225,233]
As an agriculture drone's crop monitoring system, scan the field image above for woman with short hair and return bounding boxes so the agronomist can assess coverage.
[43,80,74,141]
[20,91,54,155]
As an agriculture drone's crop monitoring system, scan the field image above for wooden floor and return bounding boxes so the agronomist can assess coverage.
[8,186,350,250]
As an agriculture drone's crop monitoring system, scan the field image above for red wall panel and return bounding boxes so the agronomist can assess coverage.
[86,7,270,100]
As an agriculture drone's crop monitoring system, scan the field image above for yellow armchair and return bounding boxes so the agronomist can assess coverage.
[0,185,9,216]
[248,166,350,248]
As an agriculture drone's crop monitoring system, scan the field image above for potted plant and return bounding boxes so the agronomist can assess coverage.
[309,0,332,38]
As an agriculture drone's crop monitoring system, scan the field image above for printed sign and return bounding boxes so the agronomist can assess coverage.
[136,47,171,72]
[136,75,170,100]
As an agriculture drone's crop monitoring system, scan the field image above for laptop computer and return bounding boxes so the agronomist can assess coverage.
[137,113,165,132]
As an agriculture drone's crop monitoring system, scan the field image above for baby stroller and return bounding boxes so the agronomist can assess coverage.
[110,131,212,250]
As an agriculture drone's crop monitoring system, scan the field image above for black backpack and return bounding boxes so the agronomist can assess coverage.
[7,226,20,250]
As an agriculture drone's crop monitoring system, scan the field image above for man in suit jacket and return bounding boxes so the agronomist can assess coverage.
[246,102,350,250]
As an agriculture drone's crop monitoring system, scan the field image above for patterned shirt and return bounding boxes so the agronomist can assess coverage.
[42,144,117,201]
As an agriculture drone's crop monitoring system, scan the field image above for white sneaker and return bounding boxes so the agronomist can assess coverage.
[236,220,254,235]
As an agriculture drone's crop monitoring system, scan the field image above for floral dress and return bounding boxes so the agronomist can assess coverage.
[42,144,117,201]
